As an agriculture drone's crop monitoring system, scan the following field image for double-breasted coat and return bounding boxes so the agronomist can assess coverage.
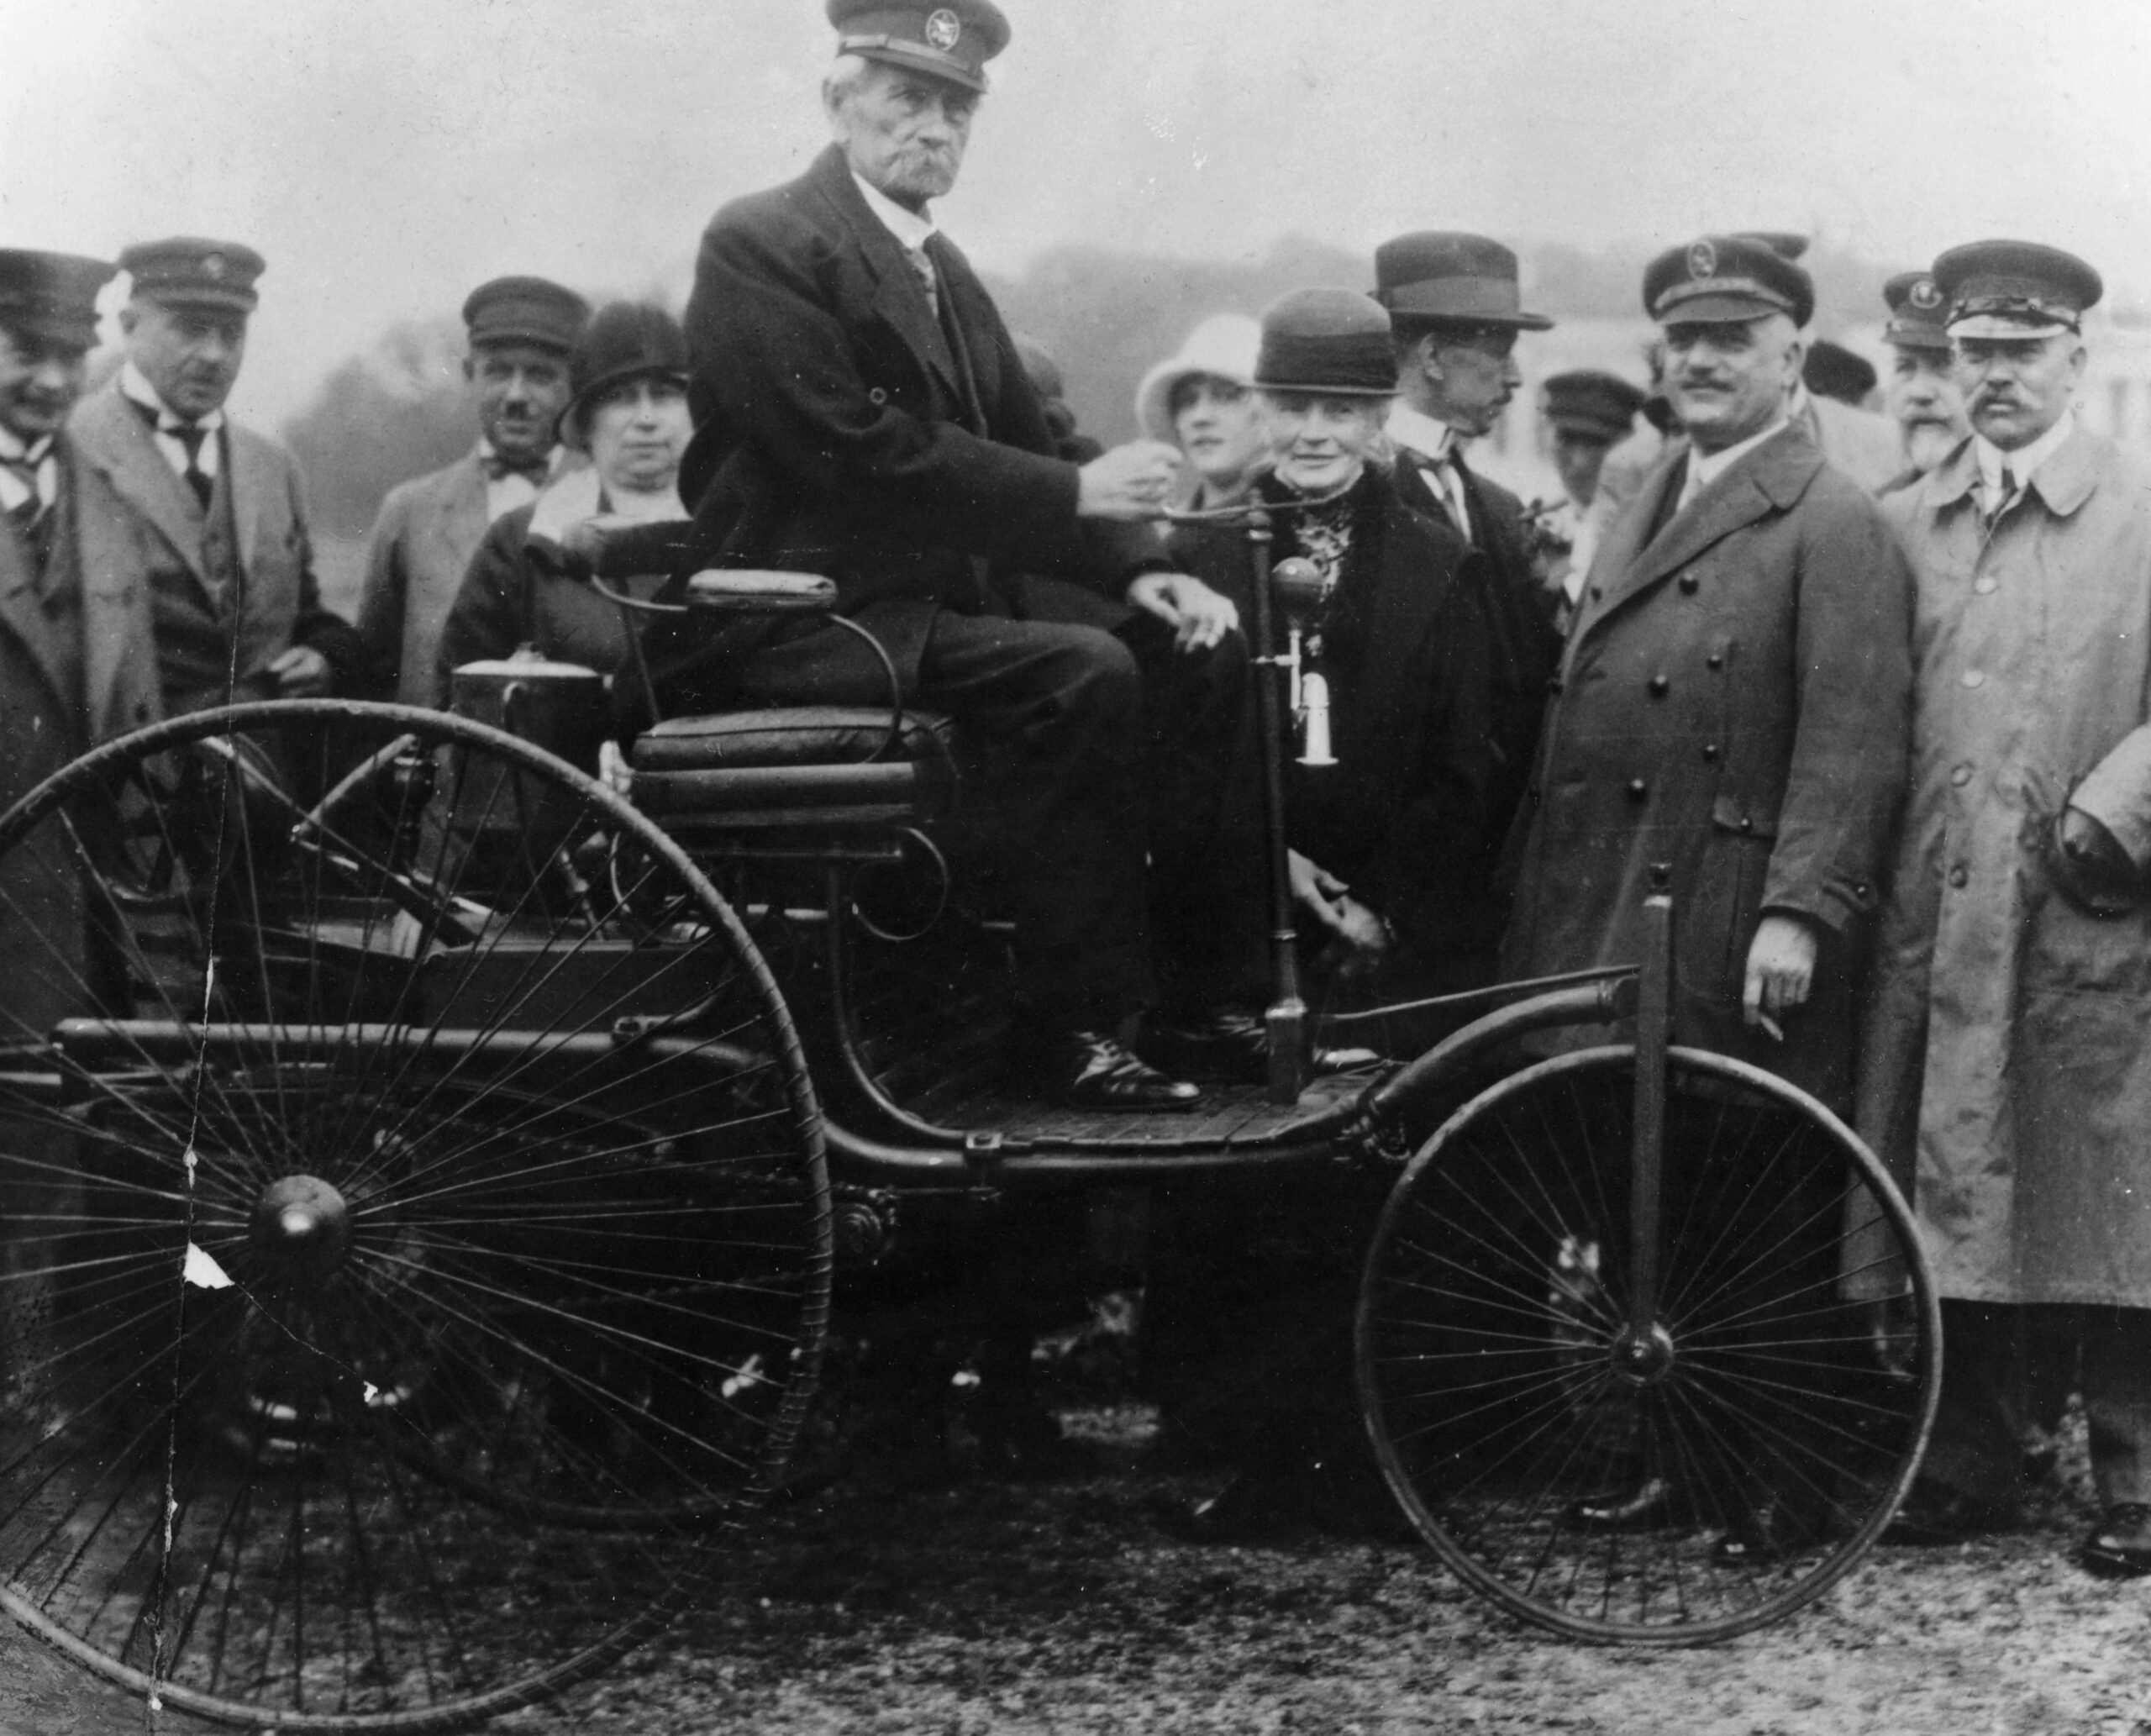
[1859,424,2151,1307]
[1502,424,1913,1102]
[66,381,361,718]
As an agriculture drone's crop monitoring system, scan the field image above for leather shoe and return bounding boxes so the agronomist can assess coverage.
[1879,1479,2021,1547]
[1143,1005,1270,1083]
[2080,1503,2151,1578]
[1565,1475,1688,1533]
[1023,1027,1202,1111]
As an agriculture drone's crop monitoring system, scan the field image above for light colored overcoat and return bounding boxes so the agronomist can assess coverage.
[1859,423,2151,1306]
[1503,423,1912,1104]
[355,450,491,706]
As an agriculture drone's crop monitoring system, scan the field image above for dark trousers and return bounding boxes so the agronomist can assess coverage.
[1926,1301,2151,1507]
[744,576,1246,1026]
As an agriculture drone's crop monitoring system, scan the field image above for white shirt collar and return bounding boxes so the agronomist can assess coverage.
[120,360,225,434]
[1975,408,2075,497]
[1386,404,1460,466]
[0,423,49,465]
[850,169,938,253]
[1688,415,1791,493]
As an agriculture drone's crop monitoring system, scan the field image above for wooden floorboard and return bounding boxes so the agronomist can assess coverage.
[916,1065,1380,1145]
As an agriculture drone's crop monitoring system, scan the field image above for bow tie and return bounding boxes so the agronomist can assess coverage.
[484,451,551,484]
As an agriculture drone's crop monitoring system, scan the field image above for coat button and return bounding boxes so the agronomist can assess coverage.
[1974,576,1997,595]
[1707,652,1724,670]
[1738,816,1754,834]
[1589,586,1603,600]
[1961,669,1985,688]
[1648,674,1670,697]
[1678,575,1700,594]
[1627,778,1649,802]
[1854,881,1871,898]
[1950,763,1974,786]
[1949,865,1969,888]
[1701,742,1719,760]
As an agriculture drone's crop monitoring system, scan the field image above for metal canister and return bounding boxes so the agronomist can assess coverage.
[449,644,607,775]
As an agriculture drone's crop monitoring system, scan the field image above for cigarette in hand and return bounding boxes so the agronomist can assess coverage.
[1756,1012,1784,1043]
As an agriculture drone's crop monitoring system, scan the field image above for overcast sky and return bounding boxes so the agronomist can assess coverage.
[5,0,2148,425]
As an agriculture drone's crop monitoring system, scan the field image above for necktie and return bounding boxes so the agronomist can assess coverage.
[1420,455,1471,539]
[906,243,941,323]
[1986,464,2017,529]
[483,450,551,484]
[168,422,213,510]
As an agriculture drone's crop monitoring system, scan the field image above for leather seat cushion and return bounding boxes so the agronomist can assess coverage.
[631,707,955,772]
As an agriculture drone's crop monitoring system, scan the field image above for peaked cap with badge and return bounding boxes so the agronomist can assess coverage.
[1933,239,2102,340]
[1643,233,1815,328]
[1882,271,1953,355]
[1374,232,1553,331]
[827,0,1009,93]
[118,237,265,313]
[0,250,116,352]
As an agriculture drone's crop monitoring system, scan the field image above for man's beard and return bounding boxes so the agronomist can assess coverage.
[1902,421,1960,476]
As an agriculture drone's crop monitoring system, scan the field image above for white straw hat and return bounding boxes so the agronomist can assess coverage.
[1133,313,1263,445]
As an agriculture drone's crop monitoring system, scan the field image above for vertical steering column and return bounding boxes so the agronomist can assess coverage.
[1246,507,1309,1102]
[1624,886,1674,1359]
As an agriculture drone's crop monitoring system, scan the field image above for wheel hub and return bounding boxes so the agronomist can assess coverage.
[1608,1322,1676,1386]
[250,1174,352,1281]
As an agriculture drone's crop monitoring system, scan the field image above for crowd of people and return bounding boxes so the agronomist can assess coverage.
[3,0,2149,1581]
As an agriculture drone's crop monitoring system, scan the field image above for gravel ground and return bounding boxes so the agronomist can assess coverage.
[9,1406,2150,1736]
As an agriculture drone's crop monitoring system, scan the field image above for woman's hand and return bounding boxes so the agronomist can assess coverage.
[1290,850,1390,974]
[1125,573,1239,651]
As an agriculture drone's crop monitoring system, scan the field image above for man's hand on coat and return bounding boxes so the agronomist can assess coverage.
[270,645,332,697]
[1077,441,1181,520]
[1743,913,1818,1035]
[1290,850,1391,977]
[1125,573,1239,651]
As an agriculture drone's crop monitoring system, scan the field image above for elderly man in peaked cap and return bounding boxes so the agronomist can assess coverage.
[1502,234,1914,1558]
[67,237,362,727]
[356,276,589,705]
[675,0,1255,1110]
[1859,241,2151,1576]
[1876,271,1971,491]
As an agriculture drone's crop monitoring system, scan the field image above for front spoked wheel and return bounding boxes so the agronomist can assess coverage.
[1357,1045,1938,1644]
[0,701,832,1730]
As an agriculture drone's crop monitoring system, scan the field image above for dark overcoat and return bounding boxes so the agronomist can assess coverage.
[1391,450,1559,847]
[1171,470,1495,963]
[1501,424,1913,1102]
[676,144,1141,699]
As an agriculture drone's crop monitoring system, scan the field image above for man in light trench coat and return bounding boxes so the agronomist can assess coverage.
[1860,240,2151,1577]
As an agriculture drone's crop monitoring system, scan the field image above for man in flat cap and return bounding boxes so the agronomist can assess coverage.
[355,276,588,705]
[1876,271,1970,491]
[68,238,362,727]
[1503,234,1914,1555]
[1371,231,1564,960]
[1859,240,2151,1576]
[1538,368,1646,623]
[677,0,1251,1108]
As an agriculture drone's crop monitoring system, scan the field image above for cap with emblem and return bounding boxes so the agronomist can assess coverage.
[463,276,590,355]
[1933,239,2102,340]
[1374,232,1553,331]
[827,0,1009,94]
[0,250,117,352]
[1643,234,1815,329]
[1541,370,1646,445]
[1254,290,1397,397]
[118,236,265,313]
[1882,271,1953,355]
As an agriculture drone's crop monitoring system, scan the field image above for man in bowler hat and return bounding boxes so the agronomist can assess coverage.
[67,238,362,723]
[356,276,588,705]
[677,0,1255,1108]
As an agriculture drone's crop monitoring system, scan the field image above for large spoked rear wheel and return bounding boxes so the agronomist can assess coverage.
[0,701,832,1729]
[1357,1044,1938,1644]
